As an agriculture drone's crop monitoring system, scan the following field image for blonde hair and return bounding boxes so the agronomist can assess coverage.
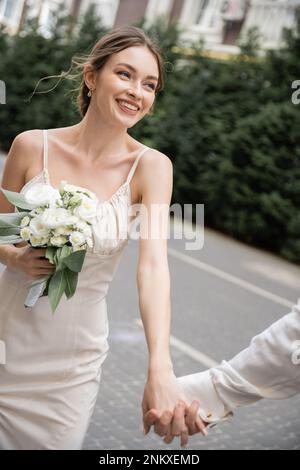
[29,25,165,117]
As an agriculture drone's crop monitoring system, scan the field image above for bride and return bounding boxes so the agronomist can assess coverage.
[0,25,205,449]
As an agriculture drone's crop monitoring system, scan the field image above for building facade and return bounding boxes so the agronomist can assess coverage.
[0,0,27,34]
[1,0,300,53]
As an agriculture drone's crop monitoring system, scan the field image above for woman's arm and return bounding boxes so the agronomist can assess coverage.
[0,131,50,274]
[136,149,173,373]
[135,149,207,446]
[0,132,29,266]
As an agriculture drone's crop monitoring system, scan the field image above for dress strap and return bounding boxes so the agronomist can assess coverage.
[43,129,48,171]
[126,146,149,184]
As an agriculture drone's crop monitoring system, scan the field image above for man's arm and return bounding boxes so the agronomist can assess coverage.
[177,299,300,425]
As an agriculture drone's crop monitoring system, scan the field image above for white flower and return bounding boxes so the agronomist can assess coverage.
[59,180,98,201]
[20,227,31,241]
[24,183,61,207]
[73,195,97,222]
[86,237,93,248]
[50,235,68,247]
[29,207,45,217]
[20,216,30,227]
[41,208,78,229]
[29,215,51,237]
[56,198,64,207]
[72,245,86,252]
[30,234,49,247]
[75,220,92,237]
[53,225,73,236]
[69,231,86,247]
[68,194,83,206]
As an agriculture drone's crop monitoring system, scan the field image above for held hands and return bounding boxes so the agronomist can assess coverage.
[142,371,208,448]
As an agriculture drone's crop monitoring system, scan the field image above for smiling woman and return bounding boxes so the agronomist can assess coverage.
[73,26,165,119]
[0,25,203,450]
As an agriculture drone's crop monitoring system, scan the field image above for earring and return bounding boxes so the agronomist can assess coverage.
[87,89,92,97]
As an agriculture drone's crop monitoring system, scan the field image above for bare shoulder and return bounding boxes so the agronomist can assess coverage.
[5,129,43,169]
[139,147,173,172]
[1,129,43,196]
[136,147,173,203]
[11,129,43,157]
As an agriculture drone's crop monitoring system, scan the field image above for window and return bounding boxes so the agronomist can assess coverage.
[196,0,210,25]
[195,0,220,29]
[0,0,18,20]
[0,0,4,16]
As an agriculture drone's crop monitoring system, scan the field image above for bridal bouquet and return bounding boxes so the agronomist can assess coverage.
[0,181,98,314]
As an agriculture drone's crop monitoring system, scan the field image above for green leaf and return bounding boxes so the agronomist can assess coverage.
[65,269,78,299]
[60,245,73,259]
[0,214,23,236]
[0,212,28,227]
[15,206,32,213]
[41,276,51,297]
[45,246,57,265]
[53,246,73,271]
[0,235,23,244]
[48,269,67,314]
[0,227,21,236]
[61,249,86,273]
[0,188,37,210]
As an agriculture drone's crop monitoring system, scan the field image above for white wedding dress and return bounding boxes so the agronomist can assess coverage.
[0,129,149,449]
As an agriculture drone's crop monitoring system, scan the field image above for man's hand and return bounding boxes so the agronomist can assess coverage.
[144,400,208,447]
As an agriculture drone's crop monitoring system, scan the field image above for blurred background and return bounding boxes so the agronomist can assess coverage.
[0,0,300,262]
[0,0,300,450]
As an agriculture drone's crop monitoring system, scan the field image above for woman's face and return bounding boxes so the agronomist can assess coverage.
[85,45,159,129]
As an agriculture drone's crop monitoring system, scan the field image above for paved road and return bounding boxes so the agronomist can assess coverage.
[0,154,299,449]
[80,233,299,451]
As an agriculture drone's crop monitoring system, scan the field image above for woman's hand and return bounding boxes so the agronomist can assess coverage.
[144,399,208,447]
[142,370,191,448]
[163,400,208,445]
[10,245,56,280]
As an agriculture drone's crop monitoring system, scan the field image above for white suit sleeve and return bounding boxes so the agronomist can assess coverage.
[177,299,300,426]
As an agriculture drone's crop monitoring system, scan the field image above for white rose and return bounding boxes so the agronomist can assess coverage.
[41,208,78,229]
[53,225,73,236]
[20,227,31,241]
[75,220,92,237]
[25,183,61,207]
[60,181,98,201]
[73,195,97,222]
[29,215,51,237]
[69,231,86,247]
[50,235,68,247]
[30,234,49,247]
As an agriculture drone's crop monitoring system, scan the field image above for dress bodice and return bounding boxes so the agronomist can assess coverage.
[18,129,150,259]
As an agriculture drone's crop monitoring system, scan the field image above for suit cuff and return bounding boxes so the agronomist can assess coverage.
[177,370,233,428]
